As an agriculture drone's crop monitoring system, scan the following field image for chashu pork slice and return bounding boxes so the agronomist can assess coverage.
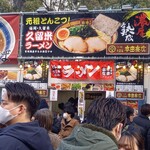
[63,36,88,53]
[85,37,106,52]
[92,14,121,37]
[92,14,121,44]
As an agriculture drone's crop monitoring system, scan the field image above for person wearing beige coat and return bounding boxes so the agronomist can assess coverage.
[58,104,79,139]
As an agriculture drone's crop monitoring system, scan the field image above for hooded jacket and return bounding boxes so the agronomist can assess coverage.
[57,124,118,150]
[0,121,53,150]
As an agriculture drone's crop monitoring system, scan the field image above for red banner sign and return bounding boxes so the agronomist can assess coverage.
[50,60,114,80]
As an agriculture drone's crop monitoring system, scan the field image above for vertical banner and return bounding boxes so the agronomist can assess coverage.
[50,61,62,78]
[78,89,85,122]
[99,61,114,80]
[50,89,58,101]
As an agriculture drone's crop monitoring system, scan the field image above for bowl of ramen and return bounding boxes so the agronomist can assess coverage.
[23,65,42,80]
[53,14,120,54]
[0,17,15,58]
[116,66,137,82]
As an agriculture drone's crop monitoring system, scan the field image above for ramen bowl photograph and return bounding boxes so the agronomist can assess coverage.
[0,17,15,58]
[53,14,120,54]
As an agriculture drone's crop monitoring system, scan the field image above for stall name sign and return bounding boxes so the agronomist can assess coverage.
[116,91,144,99]
[107,43,149,55]
[35,89,48,97]
[85,92,104,100]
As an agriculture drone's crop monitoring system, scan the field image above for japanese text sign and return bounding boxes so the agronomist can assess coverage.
[50,60,114,80]
[21,11,150,58]
[107,43,149,55]
[116,91,144,99]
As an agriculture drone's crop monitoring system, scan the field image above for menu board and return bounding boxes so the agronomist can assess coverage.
[23,60,48,89]
[127,100,138,110]
[120,100,138,110]
[116,60,144,93]
[0,70,18,86]
[49,82,114,91]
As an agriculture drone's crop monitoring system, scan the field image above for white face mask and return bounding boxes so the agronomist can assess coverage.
[0,105,19,124]
[63,113,68,119]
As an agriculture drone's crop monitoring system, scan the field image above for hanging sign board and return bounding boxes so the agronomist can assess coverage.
[50,89,58,101]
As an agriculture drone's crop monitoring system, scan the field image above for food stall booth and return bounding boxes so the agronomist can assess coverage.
[18,10,150,120]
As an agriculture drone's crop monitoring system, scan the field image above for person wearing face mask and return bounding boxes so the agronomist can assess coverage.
[58,103,79,139]
[57,97,126,150]
[0,82,53,150]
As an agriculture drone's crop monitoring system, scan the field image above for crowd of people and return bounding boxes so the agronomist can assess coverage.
[0,82,150,150]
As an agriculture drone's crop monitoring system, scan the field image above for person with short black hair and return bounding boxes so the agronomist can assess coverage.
[57,97,126,150]
[123,106,135,132]
[141,104,150,116]
[125,106,134,125]
[0,82,53,150]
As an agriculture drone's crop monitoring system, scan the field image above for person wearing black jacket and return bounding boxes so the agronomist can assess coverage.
[0,82,53,150]
[128,104,150,150]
